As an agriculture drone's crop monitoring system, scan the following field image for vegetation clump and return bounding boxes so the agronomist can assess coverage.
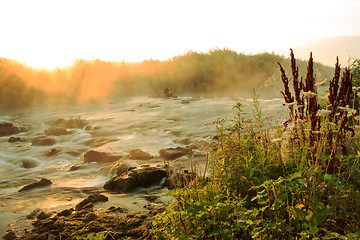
[151,51,360,239]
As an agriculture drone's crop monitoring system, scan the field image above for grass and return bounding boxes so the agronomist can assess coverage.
[150,51,360,239]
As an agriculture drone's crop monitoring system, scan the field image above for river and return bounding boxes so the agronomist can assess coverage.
[0,96,286,236]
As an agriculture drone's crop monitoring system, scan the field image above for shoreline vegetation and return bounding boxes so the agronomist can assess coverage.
[3,50,360,239]
[0,49,334,110]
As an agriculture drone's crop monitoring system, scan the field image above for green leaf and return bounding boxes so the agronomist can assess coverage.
[288,171,302,181]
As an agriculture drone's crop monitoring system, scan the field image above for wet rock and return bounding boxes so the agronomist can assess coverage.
[68,165,82,171]
[19,158,38,169]
[56,209,72,217]
[8,137,23,143]
[3,230,18,240]
[0,122,22,136]
[104,167,167,193]
[106,205,128,213]
[32,136,56,146]
[37,211,52,220]
[75,193,108,211]
[46,148,60,157]
[159,147,192,160]
[181,100,190,104]
[84,150,120,163]
[104,171,138,193]
[19,178,52,192]
[52,118,88,129]
[84,212,98,222]
[128,149,152,160]
[45,127,71,136]
[26,209,41,219]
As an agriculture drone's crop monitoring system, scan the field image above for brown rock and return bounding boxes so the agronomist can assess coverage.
[18,178,52,192]
[8,137,23,143]
[45,127,71,136]
[0,122,21,136]
[84,150,120,163]
[3,230,18,240]
[53,118,87,129]
[75,193,108,211]
[159,147,191,160]
[128,149,152,160]
[104,167,167,193]
[32,136,56,146]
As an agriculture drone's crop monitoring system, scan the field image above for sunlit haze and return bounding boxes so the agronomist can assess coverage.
[1,0,360,69]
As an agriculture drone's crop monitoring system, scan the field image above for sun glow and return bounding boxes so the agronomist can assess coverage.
[0,0,359,69]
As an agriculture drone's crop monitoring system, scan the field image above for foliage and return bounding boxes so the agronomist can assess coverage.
[351,59,360,86]
[151,51,360,239]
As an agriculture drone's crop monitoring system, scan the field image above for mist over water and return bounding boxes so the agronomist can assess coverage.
[0,49,334,235]
[0,50,334,110]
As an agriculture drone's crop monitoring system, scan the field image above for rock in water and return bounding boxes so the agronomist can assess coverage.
[75,193,108,211]
[18,178,52,192]
[32,136,56,146]
[84,150,120,163]
[159,147,191,160]
[0,122,21,136]
[128,149,152,160]
[8,137,23,143]
[45,127,71,136]
[104,167,167,193]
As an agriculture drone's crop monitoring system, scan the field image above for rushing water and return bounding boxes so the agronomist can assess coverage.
[0,96,286,235]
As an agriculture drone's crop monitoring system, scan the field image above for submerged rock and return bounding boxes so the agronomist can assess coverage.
[104,167,167,193]
[45,127,71,136]
[8,137,23,143]
[46,148,60,157]
[128,149,153,160]
[75,193,108,211]
[159,147,191,160]
[84,150,120,163]
[31,136,56,146]
[0,122,23,136]
[18,178,52,192]
[52,117,88,129]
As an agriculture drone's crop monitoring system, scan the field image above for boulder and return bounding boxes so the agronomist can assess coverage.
[18,178,52,192]
[52,118,87,129]
[128,149,152,160]
[45,127,71,136]
[0,122,21,136]
[84,150,120,163]
[32,136,56,146]
[8,137,23,143]
[3,230,18,240]
[75,193,108,211]
[104,167,167,193]
[159,147,192,160]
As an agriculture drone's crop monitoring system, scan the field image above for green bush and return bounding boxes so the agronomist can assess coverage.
[151,52,360,239]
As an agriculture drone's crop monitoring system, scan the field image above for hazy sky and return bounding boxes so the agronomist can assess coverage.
[1,0,359,69]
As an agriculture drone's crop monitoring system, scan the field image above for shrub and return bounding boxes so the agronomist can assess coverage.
[151,51,360,239]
